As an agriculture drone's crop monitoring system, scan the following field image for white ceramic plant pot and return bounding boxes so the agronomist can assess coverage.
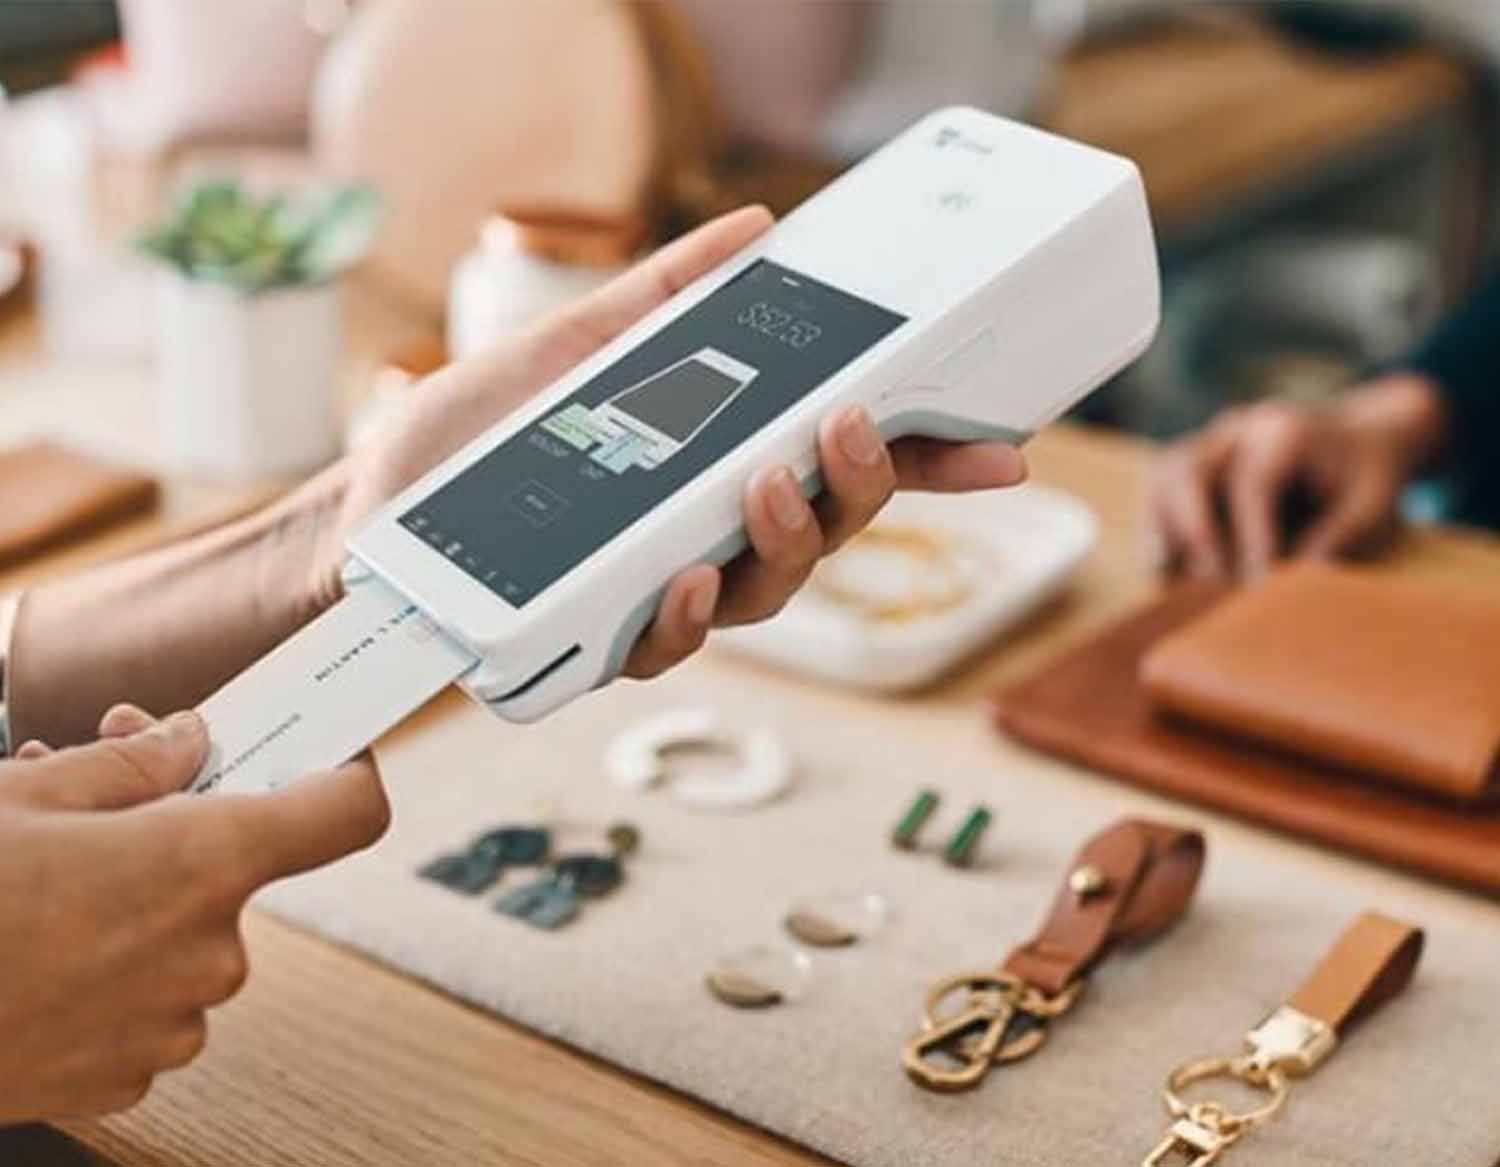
[157,273,342,479]
[448,240,619,362]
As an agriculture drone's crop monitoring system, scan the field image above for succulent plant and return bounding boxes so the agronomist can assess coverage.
[137,180,381,292]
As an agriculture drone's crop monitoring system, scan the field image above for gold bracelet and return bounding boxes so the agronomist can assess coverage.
[812,524,980,623]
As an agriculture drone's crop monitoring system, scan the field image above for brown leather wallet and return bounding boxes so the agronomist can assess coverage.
[1141,564,1500,803]
[992,582,1500,896]
[0,441,159,566]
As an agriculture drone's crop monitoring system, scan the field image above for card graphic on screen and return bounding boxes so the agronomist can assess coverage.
[539,348,759,474]
[400,260,905,607]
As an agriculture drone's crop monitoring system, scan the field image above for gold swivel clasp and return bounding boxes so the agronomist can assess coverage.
[902,970,1085,1092]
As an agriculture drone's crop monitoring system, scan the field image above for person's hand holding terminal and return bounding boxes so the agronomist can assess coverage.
[0,208,1028,1120]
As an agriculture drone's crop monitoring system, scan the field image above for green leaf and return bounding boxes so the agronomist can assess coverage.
[287,186,383,284]
[135,179,382,292]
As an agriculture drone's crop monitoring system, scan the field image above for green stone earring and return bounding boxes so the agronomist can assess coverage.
[943,805,993,868]
[891,788,941,850]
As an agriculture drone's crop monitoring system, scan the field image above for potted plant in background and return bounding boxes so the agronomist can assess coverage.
[137,180,379,478]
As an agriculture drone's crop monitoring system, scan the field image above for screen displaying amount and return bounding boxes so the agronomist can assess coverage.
[400,260,905,606]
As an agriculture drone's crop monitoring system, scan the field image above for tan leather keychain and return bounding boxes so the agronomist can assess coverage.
[1145,911,1423,1166]
[904,818,1206,1092]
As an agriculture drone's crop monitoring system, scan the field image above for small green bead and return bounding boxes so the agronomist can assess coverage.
[943,805,992,867]
[891,789,941,850]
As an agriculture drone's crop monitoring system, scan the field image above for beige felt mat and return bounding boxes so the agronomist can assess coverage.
[257,654,1500,1167]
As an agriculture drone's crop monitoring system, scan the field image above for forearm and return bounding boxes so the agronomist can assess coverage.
[1401,272,1500,484]
[1404,271,1500,429]
[8,465,350,748]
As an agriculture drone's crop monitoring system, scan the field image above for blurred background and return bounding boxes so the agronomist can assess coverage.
[1,0,1496,495]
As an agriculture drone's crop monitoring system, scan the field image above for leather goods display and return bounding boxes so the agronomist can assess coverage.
[259,657,1500,1167]
[1141,564,1500,803]
[1145,911,1423,1165]
[903,818,1205,1092]
[992,582,1500,895]
[0,441,158,567]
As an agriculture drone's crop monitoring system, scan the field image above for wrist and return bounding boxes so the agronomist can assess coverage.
[252,460,356,631]
[1339,372,1449,476]
[8,461,353,748]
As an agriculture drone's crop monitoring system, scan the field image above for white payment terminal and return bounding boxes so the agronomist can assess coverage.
[192,106,1159,793]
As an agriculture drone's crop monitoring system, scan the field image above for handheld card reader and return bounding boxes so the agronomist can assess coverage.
[192,107,1159,793]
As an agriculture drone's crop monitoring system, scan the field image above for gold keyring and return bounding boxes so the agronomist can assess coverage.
[921,971,1087,1065]
[922,970,1026,1021]
[1162,1056,1290,1135]
[1015,977,1087,1019]
[921,971,1086,1025]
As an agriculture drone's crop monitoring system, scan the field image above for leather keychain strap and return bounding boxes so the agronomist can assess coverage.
[1148,911,1424,1167]
[1005,819,1206,997]
[904,818,1206,1092]
[1285,910,1423,1041]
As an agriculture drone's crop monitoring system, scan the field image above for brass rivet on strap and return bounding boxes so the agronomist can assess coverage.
[1069,864,1109,899]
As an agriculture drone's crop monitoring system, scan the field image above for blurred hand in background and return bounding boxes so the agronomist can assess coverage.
[1145,372,1448,579]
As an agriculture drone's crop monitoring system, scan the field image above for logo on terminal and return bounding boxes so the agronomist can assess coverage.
[933,126,993,156]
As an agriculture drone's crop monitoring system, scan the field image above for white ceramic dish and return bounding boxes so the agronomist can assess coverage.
[716,482,1097,690]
